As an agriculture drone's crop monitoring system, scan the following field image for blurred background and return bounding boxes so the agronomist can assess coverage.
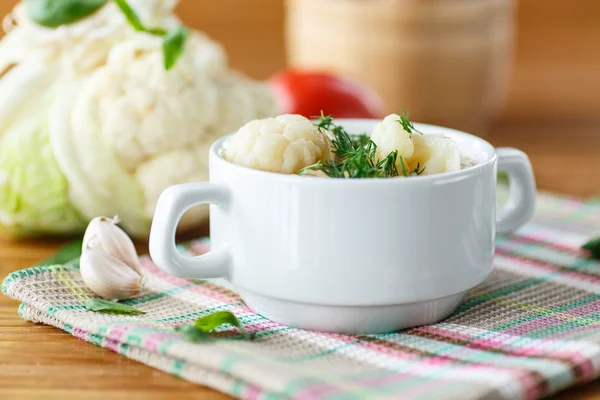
[1,0,598,196]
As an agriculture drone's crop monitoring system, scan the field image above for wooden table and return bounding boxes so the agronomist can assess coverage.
[0,0,599,396]
[0,122,599,399]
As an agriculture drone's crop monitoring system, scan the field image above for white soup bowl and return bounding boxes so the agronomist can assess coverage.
[149,120,536,334]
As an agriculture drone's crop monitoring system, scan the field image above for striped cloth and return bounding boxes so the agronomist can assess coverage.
[3,192,600,400]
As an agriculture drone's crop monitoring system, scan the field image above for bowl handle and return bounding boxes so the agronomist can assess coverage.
[149,183,231,279]
[496,148,536,234]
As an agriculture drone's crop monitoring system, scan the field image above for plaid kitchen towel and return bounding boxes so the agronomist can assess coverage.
[3,192,600,400]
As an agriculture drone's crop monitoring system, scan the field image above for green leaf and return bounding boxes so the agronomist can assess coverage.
[25,0,107,28]
[0,98,87,235]
[498,171,509,186]
[112,0,166,34]
[85,298,146,315]
[37,239,83,268]
[176,311,253,342]
[112,0,181,70]
[163,26,188,70]
[582,238,600,259]
[112,0,144,31]
[175,324,213,343]
[145,27,168,36]
[193,311,249,334]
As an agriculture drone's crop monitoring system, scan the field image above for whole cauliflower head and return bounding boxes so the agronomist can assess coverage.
[47,33,277,236]
[0,0,280,239]
[223,114,333,174]
[370,114,415,168]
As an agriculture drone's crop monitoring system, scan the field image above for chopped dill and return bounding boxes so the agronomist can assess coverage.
[301,113,418,179]
[411,162,426,176]
[397,110,422,137]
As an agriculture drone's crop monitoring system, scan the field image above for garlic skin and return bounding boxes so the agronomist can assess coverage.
[80,215,144,300]
[80,247,144,300]
[83,216,142,274]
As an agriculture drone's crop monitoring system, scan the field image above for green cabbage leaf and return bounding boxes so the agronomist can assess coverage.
[0,64,85,235]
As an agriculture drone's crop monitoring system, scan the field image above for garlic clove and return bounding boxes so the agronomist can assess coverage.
[83,216,142,274]
[80,247,144,300]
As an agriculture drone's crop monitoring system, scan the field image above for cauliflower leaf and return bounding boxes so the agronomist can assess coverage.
[0,94,85,235]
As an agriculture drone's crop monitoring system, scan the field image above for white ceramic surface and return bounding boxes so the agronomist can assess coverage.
[149,120,536,334]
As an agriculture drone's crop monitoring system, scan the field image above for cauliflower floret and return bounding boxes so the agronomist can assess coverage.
[208,72,277,136]
[409,134,461,175]
[370,114,415,169]
[73,33,222,172]
[223,114,333,174]
[135,138,215,230]
[370,114,462,176]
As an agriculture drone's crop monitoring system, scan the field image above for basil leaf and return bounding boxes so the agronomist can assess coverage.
[177,311,253,342]
[582,237,600,259]
[163,26,188,70]
[193,311,248,334]
[175,324,213,343]
[85,298,146,315]
[37,239,83,268]
[25,0,107,28]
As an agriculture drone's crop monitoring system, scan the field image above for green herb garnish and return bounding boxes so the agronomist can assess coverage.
[377,150,400,177]
[25,0,107,28]
[412,162,425,176]
[163,26,189,70]
[397,155,408,177]
[176,311,254,342]
[300,113,405,178]
[85,298,146,315]
[36,238,83,268]
[315,114,334,133]
[397,110,422,137]
[113,0,166,35]
[26,0,187,70]
[582,238,600,260]
[351,133,370,149]
[113,0,186,69]
[112,0,142,30]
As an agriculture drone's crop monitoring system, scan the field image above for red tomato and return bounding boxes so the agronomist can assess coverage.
[268,69,385,119]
